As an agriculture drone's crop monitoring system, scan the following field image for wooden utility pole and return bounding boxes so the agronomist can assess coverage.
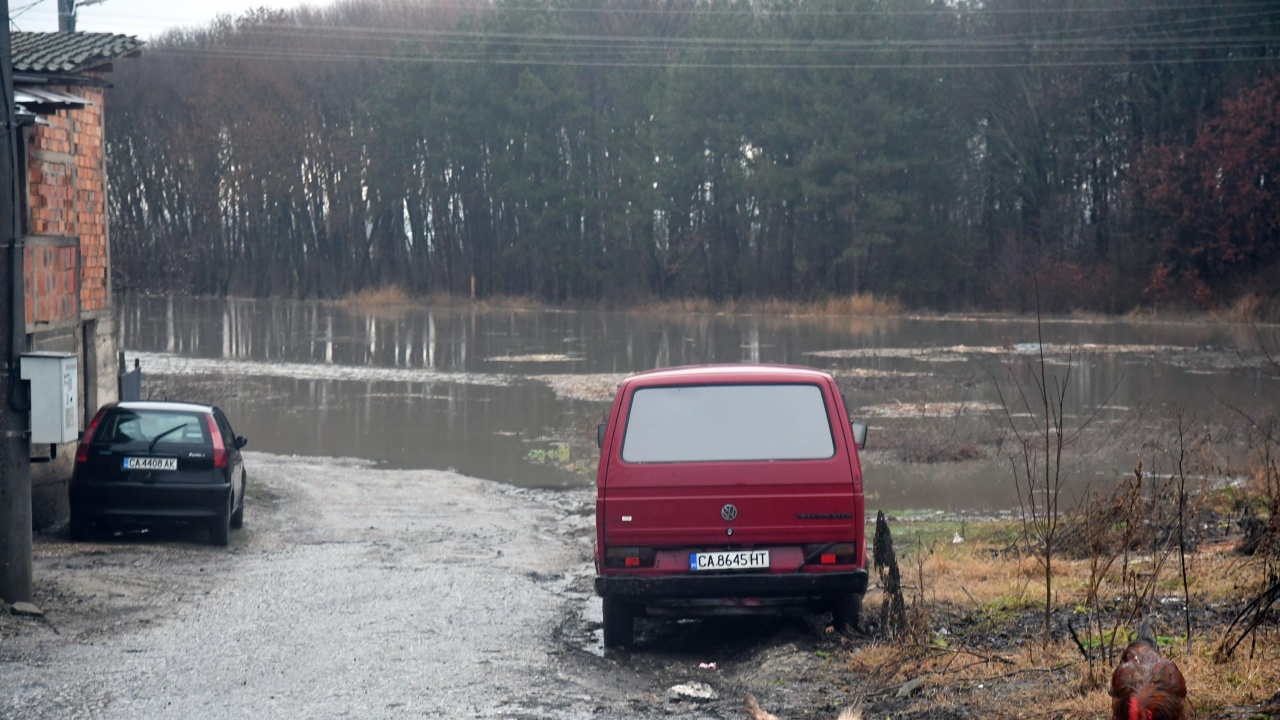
[0,0,34,604]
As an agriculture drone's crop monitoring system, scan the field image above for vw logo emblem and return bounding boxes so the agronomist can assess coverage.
[721,504,738,522]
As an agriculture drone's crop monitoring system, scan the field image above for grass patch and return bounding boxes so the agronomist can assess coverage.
[849,517,1280,719]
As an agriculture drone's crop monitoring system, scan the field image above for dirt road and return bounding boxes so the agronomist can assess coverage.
[1,453,855,719]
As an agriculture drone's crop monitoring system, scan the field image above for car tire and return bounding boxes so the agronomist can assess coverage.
[229,475,245,529]
[602,597,635,648]
[209,493,232,547]
[831,591,862,634]
[69,511,94,542]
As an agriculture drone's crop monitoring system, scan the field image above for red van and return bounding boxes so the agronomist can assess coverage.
[593,364,868,647]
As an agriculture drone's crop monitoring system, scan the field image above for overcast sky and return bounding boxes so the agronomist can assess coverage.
[12,0,313,39]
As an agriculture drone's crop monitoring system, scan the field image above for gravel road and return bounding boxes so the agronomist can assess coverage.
[1,453,854,720]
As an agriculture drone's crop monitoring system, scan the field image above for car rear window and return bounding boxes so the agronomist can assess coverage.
[98,410,210,446]
[621,383,835,462]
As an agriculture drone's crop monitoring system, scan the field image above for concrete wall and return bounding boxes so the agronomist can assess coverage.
[22,84,117,532]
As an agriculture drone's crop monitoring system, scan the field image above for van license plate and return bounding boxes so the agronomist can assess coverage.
[690,550,770,571]
[123,457,177,471]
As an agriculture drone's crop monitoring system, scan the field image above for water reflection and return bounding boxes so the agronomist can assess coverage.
[116,295,1276,508]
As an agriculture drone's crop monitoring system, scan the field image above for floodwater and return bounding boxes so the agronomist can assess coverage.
[116,295,1277,511]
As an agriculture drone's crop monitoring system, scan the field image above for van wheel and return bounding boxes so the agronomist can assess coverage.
[602,598,635,648]
[831,592,862,634]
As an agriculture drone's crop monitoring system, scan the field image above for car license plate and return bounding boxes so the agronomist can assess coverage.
[123,457,177,471]
[690,550,770,572]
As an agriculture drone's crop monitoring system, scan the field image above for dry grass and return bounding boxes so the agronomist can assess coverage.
[336,287,549,311]
[632,294,902,318]
[850,521,1280,719]
[339,285,413,307]
[1217,292,1280,324]
[335,288,903,317]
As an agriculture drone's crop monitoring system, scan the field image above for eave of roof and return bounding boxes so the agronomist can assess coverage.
[11,31,143,74]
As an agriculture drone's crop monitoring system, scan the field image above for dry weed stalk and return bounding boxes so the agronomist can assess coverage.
[994,298,1114,645]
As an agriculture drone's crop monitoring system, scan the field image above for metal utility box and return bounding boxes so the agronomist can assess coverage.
[20,352,78,444]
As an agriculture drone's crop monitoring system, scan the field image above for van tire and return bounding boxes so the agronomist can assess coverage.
[831,592,862,634]
[602,598,635,648]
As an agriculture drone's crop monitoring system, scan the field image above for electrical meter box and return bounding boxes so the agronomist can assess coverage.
[20,352,78,444]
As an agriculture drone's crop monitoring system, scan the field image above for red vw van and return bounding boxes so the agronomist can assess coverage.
[593,364,868,647]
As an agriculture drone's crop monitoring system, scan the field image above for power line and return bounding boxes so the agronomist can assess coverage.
[135,10,1280,68]
[144,41,1280,70]
[159,6,1276,62]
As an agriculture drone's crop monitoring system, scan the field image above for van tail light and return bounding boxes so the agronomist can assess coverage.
[205,414,227,468]
[804,543,856,566]
[76,407,109,464]
[604,547,655,569]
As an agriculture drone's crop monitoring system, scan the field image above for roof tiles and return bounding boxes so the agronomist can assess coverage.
[12,31,143,74]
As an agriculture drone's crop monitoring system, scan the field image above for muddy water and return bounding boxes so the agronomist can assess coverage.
[116,295,1276,510]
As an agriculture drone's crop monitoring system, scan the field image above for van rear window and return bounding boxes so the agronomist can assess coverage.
[621,384,835,462]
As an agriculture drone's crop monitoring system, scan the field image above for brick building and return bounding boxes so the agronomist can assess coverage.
[12,32,142,528]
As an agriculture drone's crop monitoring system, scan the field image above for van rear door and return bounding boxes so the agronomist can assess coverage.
[600,382,859,554]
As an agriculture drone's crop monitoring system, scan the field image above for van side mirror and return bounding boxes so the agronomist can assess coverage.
[597,423,607,449]
[850,421,868,450]
[235,436,248,449]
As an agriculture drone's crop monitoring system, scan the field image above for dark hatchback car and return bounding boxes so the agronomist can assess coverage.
[70,401,248,546]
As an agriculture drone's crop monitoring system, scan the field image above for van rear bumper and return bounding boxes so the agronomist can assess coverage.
[595,568,868,600]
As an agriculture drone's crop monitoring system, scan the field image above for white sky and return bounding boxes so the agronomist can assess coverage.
[12,0,314,39]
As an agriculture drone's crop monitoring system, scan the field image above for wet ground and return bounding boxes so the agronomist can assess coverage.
[0,452,860,720]
[5,453,1278,719]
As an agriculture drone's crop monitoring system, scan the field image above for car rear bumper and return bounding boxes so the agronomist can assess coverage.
[71,481,230,521]
[595,568,868,601]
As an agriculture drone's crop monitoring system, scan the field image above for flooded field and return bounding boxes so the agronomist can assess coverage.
[117,295,1278,511]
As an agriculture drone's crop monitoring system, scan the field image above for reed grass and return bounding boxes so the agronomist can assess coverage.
[336,288,904,317]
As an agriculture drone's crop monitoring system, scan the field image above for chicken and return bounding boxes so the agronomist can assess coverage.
[744,694,781,720]
[1110,616,1187,720]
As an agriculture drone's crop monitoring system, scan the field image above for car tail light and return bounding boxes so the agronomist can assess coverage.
[604,547,655,569]
[804,543,856,565]
[75,407,108,464]
[205,414,226,468]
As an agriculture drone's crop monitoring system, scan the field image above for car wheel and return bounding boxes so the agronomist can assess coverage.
[69,511,94,542]
[209,493,232,547]
[602,597,635,648]
[831,592,862,634]
[229,474,245,529]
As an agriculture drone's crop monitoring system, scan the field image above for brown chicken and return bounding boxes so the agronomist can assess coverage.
[1110,616,1187,720]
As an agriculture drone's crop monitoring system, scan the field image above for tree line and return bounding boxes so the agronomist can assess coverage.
[104,0,1280,312]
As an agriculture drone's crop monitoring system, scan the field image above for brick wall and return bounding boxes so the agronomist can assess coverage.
[22,83,119,531]
[24,85,109,319]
